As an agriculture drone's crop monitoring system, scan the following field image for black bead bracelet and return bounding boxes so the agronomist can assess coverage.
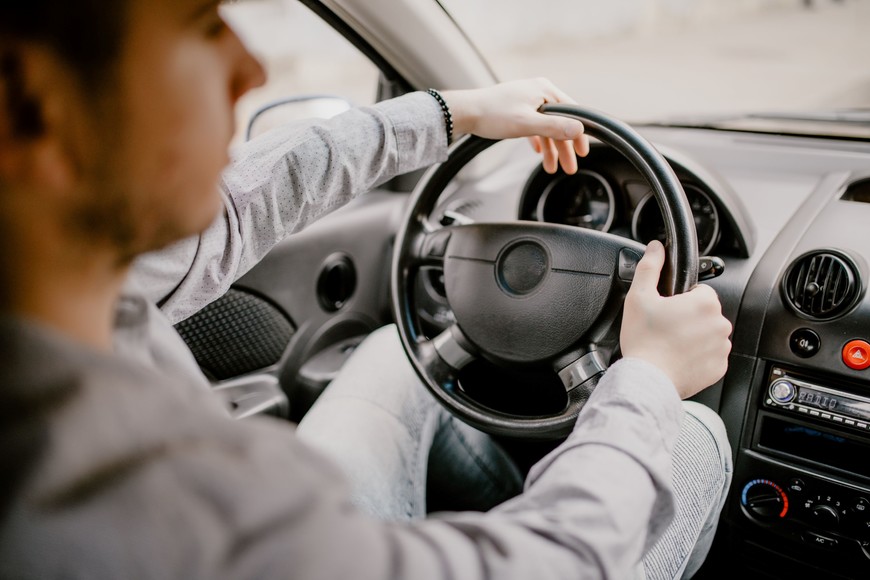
[426,88,454,146]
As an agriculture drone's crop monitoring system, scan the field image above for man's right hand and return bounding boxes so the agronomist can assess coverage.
[619,240,732,399]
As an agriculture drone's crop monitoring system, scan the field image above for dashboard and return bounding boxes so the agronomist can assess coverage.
[414,128,870,577]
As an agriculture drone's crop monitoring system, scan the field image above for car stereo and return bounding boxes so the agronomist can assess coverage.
[764,367,870,433]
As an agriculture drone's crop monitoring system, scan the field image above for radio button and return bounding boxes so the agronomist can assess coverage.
[843,339,870,370]
[845,419,856,426]
[769,380,796,404]
[833,416,844,423]
[821,413,832,420]
[859,422,869,429]
[790,328,821,358]
[810,410,821,417]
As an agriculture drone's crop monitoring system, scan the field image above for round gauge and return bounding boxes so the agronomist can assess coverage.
[536,170,615,232]
[631,185,720,255]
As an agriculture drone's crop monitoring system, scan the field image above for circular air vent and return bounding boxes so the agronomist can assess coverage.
[782,251,861,319]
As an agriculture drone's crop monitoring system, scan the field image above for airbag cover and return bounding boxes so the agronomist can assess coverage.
[443,223,642,365]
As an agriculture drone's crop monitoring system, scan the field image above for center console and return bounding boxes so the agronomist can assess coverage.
[733,365,870,573]
[723,178,870,578]
[723,180,870,578]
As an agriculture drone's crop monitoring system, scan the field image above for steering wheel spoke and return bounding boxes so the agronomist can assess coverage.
[556,349,608,392]
[411,228,454,268]
[430,324,476,372]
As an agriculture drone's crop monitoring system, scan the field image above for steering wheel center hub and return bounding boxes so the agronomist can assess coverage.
[497,240,549,296]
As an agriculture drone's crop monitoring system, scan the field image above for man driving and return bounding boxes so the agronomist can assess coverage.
[0,1,732,578]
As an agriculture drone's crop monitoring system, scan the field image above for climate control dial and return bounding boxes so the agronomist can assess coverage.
[742,479,789,520]
[803,493,847,530]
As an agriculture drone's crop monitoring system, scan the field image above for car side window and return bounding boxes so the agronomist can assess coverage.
[222,0,381,143]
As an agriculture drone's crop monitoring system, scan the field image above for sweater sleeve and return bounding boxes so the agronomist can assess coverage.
[396,357,684,579]
[128,92,447,323]
[2,354,684,580]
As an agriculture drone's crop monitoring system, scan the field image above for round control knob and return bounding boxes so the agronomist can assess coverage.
[811,504,840,527]
[742,479,789,520]
[804,493,847,530]
[769,379,796,404]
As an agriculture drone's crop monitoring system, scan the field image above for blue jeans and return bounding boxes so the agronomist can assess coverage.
[297,325,732,579]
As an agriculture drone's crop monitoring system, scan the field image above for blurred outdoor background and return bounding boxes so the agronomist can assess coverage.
[224,0,870,140]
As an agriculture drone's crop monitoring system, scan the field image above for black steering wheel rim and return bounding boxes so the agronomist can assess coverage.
[391,105,698,439]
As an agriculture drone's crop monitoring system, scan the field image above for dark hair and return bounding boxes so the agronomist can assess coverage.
[1,2,129,137]
[1,1,128,87]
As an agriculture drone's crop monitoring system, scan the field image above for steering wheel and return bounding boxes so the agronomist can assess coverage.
[391,105,698,439]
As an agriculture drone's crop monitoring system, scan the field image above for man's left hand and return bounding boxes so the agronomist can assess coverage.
[441,78,590,175]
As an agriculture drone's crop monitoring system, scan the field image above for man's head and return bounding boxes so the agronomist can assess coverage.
[0,1,265,265]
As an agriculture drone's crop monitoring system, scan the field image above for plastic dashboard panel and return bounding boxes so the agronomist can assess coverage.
[722,169,870,576]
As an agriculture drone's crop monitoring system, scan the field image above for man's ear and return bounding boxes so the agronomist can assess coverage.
[0,43,78,193]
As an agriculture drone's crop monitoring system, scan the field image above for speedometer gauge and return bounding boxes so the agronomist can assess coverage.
[631,185,720,255]
[536,170,615,231]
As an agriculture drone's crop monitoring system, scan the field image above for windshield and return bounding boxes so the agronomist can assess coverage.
[439,0,870,129]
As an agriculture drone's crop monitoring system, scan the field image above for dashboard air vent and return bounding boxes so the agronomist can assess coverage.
[783,251,860,319]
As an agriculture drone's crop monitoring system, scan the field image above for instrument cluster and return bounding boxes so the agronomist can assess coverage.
[519,163,724,256]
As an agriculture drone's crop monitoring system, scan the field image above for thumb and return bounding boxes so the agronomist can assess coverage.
[630,240,665,295]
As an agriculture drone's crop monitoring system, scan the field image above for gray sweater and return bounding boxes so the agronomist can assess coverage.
[0,93,683,579]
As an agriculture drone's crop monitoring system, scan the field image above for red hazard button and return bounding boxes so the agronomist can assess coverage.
[843,340,870,370]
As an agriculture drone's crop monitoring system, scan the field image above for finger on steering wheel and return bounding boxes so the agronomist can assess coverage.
[541,136,560,174]
[541,81,591,161]
[554,138,579,174]
[528,135,587,174]
[574,133,591,158]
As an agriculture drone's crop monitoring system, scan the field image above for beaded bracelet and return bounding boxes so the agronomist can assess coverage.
[426,88,454,146]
